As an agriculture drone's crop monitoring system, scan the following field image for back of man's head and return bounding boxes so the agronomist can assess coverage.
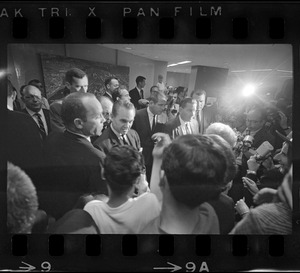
[104,145,144,195]
[205,122,237,148]
[7,162,38,233]
[207,134,237,185]
[161,134,227,208]
[179,97,194,109]
[65,68,87,84]
[61,92,94,128]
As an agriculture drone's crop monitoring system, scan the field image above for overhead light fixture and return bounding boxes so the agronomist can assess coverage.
[167,63,178,67]
[125,47,132,50]
[277,70,292,73]
[177,61,192,65]
[250,69,273,72]
[231,70,247,73]
[167,60,191,67]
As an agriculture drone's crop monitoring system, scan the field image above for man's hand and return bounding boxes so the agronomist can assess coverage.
[278,111,288,129]
[253,187,277,205]
[242,176,259,196]
[247,155,260,172]
[152,132,172,160]
[138,99,149,106]
[234,198,250,217]
[261,155,275,171]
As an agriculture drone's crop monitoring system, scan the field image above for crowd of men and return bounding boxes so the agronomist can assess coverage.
[6,67,293,234]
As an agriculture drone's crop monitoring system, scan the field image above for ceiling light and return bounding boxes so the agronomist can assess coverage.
[177,61,192,65]
[277,70,292,73]
[250,69,273,72]
[231,70,247,73]
[242,84,256,97]
[167,64,178,67]
[125,47,132,50]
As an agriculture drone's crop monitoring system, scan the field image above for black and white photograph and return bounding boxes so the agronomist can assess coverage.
[6,43,293,235]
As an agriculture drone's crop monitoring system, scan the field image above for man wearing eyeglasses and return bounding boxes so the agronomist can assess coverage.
[21,85,51,140]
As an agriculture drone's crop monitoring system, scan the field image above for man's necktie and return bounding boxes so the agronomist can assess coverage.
[140,89,144,99]
[120,134,128,145]
[34,113,47,139]
[185,122,192,135]
[152,115,156,131]
[196,100,202,133]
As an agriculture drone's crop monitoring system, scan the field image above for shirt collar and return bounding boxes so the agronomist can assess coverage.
[66,129,91,142]
[179,115,189,126]
[26,107,43,117]
[110,123,123,138]
[7,105,13,111]
[147,106,155,118]
[105,91,112,98]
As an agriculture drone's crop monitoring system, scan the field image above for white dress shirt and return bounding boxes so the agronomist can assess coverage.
[26,107,48,134]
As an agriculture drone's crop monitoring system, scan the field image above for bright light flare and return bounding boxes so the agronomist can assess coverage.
[242,84,256,97]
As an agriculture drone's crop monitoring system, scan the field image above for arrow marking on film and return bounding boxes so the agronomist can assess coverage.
[18,262,36,272]
[153,262,182,272]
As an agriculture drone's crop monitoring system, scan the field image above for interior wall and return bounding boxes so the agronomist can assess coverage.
[167,71,190,90]
[8,44,168,99]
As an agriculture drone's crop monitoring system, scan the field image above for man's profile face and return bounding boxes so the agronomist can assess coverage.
[68,75,88,93]
[180,102,196,122]
[81,97,105,136]
[22,85,43,112]
[108,79,119,94]
[111,106,135,135]
[140,79,146,89]
[150,97,166,115]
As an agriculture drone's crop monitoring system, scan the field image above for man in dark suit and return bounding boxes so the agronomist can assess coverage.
[42,92,107,220]
[132,91,167,181]
[103,76,119,103]
[21,85,51,140]
[191,89,216,134]
[129,76,146,110]
[164,97,199,139]
[93,100,141,154]
[49,68,89,133]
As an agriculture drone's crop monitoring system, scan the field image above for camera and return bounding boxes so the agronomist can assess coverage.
[255,141,274,161]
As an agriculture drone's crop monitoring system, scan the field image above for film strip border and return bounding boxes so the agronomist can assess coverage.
[1,234,299,271]
[1,1,300,271]
[0,2,299,42]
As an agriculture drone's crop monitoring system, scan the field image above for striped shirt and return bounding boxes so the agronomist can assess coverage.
[230,202,292,235]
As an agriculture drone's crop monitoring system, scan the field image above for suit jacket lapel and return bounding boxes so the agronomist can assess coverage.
[144,109,152,134]
[109,127,121,146]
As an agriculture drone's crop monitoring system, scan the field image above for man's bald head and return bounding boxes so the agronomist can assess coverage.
[22,85,43,112]
[98,95,113,122]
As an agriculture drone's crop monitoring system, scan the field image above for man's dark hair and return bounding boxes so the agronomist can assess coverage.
[248,107,267,121]
[148,90,166,104]
[111,99,135,117]
[61,92,95,128]
[65,68,87,85]
[179,97,195,109]
[19,85,28,97]
[207,134,237,184]
[161,134,227,208]
[150,85,159,94]
[7,162,38,233]
[190,89,206,98]
[104,145,144,195]
[28,79,42,86]
[136,76,146,85]
[105,76,119,88]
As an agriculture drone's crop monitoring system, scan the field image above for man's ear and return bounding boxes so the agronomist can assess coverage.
[65,81,71,90]
[74,118,84,129]
[100,166,106,181]
[12,91,17,101]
